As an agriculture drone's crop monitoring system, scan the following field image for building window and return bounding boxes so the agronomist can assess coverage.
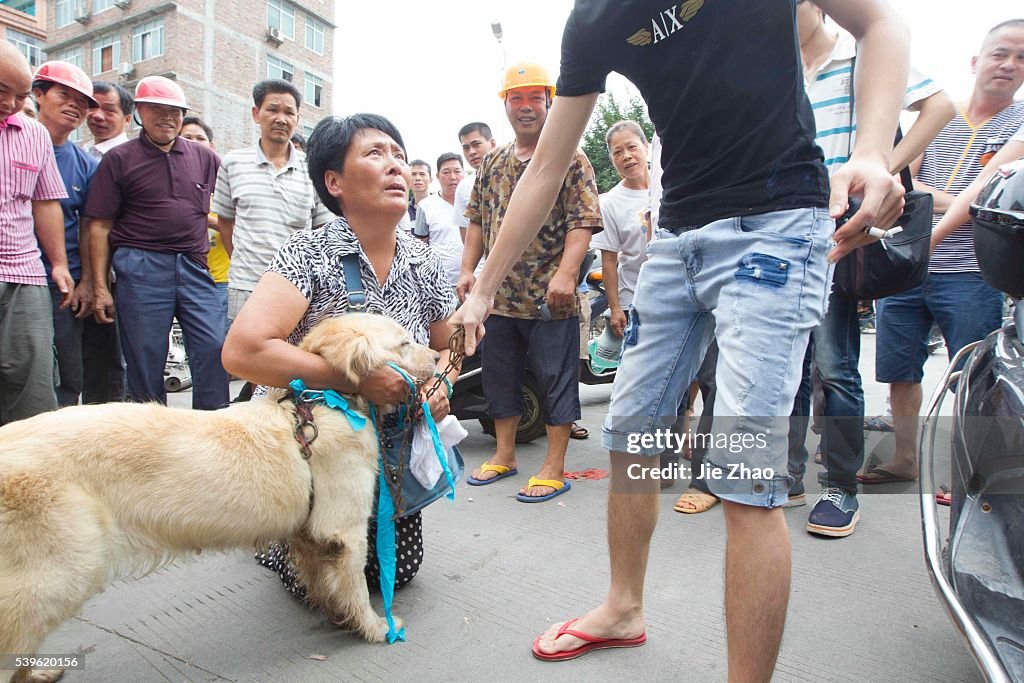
[57,46,83,69]
[2,0,36,16]
[305,16,324,54]
[94,0,115,13]
[302,123,315,138]
[266,0,294,40]
[92,33,121,75]
[132,18,164,62]
[266,55,294,82]
[6,30,45,68]
[54,0,73,27]
[304,73,323,109]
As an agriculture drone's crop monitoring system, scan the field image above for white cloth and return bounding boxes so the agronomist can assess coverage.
[591,182,650,308]
[414,193,463,286]
[411,415,468,489]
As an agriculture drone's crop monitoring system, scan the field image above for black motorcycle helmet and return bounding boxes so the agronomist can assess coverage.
[972,157,1024,297]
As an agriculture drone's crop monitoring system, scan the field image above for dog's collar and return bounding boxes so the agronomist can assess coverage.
[284,379,368,458]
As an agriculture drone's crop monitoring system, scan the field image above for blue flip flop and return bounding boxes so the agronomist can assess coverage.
[466,461,518,486]
[516,477,571,503]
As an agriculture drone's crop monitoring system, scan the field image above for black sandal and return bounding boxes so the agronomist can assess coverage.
[570,422,589,440]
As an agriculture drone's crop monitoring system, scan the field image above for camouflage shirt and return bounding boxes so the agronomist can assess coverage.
[465,143,602,319]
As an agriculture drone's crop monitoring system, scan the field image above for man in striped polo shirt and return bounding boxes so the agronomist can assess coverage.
[869,19,1024,486]
[212,79,333,325]
[787,0,954,537]
[0,42,73,424]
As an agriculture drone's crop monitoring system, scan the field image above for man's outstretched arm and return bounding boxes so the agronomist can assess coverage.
[819,0,910,261]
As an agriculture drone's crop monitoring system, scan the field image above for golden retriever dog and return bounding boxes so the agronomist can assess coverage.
[0,313,438,683]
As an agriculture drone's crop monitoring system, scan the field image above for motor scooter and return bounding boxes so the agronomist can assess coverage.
[580,256,618,385]
[920,160,1024,682]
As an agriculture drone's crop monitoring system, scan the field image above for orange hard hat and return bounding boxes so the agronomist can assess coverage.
[33,61,98,107]
[498,62,556,99]
[134,76,188,111]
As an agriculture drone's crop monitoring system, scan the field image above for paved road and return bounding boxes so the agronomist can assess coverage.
[39,334,982,682]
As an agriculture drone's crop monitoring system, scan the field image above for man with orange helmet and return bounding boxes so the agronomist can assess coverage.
[458,61,602,502]
[0,43,71,425]
[84,76,229,410]
[31,60,101,407]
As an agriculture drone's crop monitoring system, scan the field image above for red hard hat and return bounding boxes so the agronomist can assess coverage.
[33,61,98,107]
[134,76,188,111]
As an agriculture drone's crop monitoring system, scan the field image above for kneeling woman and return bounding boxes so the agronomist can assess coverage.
[222,114,459,595]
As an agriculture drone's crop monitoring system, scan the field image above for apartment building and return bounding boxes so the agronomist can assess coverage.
[41,0,334,150]
[2,0,49,70]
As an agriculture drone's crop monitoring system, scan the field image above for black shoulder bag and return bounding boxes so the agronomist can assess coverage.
[832,57,933,301]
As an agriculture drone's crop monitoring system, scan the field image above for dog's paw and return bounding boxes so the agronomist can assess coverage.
[26,668,66,682]
[360,615,403,643]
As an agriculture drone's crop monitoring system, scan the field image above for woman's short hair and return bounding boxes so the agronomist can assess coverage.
[605,120,649,149]
[307,113,406,217]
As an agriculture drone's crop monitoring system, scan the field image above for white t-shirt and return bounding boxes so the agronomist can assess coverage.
[453,174,473,229]
[414,193,463,286]
[591,182,650,308]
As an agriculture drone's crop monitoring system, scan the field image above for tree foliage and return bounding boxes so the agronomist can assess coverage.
[581,92,655,194]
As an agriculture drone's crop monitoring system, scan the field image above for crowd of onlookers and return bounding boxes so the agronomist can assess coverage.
[2,9,1023,543]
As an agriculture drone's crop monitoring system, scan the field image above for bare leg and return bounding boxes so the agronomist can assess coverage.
[861,381,920,480]
[520,423,571,497]
[722,501,791,683]
[534,451,656,654]
[470,416,519,481]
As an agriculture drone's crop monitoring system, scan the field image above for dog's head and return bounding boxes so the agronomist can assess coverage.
[299,314,439,388]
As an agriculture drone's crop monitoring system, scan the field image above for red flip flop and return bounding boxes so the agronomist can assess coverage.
[531,618,647,662]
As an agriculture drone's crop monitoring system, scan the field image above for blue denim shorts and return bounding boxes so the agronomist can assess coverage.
[875,272,1003,383]
[601,208,834,507]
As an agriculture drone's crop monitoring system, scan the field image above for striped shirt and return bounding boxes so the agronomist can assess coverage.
[806,33,941,173]
[0,113,69,285]
[211,142,334,291]
[921,101,1024,273]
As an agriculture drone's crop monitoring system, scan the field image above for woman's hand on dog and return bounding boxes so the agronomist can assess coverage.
[357,366,414,405]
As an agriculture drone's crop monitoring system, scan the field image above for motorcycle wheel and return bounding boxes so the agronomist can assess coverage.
[479,375,546,444]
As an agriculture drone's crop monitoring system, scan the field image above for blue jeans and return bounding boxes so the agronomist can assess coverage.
[602,207,834,507]
[788,291,864,495]
[113,248,229,410]
[876,272,1004,383]
[81,293,126,404]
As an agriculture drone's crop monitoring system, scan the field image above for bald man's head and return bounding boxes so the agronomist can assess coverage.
[0,42,33,120]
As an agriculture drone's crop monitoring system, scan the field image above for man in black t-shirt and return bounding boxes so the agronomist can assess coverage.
[453,1,909,678]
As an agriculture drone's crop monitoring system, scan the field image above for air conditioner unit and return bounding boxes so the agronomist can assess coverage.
[266,26,283,43]
[118,62,135,77]
[74,11,91,24]
[114,0,131,9]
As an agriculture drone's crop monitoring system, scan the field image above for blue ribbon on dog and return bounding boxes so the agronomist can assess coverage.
[288,379,367,431]
[385,362,457,500]
[369,405,405,644]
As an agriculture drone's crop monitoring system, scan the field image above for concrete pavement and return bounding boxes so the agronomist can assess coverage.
[37,333,982,682]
